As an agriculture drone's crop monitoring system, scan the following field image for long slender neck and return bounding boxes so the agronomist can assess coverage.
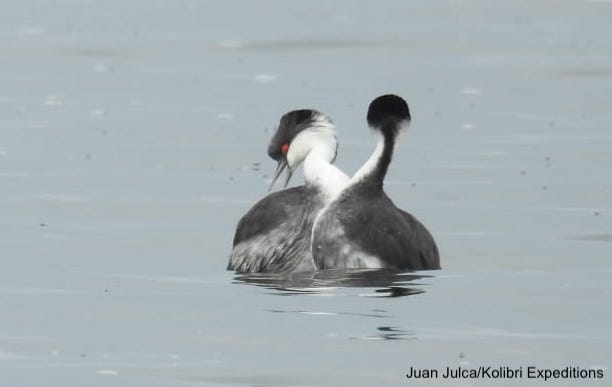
[286,120,350,200]
[303,142,349,200]
[350,123,397,189]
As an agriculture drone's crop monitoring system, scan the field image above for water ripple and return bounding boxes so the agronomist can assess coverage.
[233,269,432,298]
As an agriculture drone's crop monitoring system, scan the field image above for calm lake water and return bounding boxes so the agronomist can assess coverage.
[1,0,611,386]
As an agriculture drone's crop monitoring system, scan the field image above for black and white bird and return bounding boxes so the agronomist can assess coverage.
[227,110,349,273]
[311,94,440,270]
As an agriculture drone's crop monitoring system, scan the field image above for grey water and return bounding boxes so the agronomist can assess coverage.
[1,0,611,386]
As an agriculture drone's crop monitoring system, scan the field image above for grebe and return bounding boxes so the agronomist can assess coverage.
[311,95,440,270]
[228,110,349,273]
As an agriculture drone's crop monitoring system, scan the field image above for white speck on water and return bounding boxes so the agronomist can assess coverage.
[515,112,549,121]
[45,94,65,107]
[92,63,109,73]
[460,123,475,130]
[41,194,89,203]
[299,311,338,315]
[96,370,118,376]
[481,151,506,157]
[253,73,278,84]
[16,25,46,36]
[216,39,247,49]
[460,88,482,95]
[24,123,46,129]
[0,150,7,157]
[358,336,385,340]
[216,113,234,122]
[357,293,376,297]
[90,109,106,117]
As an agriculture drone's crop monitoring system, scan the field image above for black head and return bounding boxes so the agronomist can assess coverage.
[358,95,411,188]
[266,109,331,190]
[267,109,323,161]
[366,94,411,136]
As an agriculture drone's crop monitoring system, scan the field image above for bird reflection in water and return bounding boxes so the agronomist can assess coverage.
[232,269,431,298]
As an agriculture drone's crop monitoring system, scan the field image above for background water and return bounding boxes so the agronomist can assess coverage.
[1,0,611,386]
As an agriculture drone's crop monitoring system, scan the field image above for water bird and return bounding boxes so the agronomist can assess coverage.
[311,94,440,270]
[228,109,349,273]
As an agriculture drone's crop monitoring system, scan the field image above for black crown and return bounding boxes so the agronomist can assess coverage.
[366,94,411,128]
[267,109,322,160]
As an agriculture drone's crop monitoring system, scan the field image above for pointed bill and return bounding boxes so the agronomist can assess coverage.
[268,159,288,191]
[283,167,294,189]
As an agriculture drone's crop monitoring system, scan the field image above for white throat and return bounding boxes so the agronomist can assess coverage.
[350,130,385,184]
[286,119,349,200]
[303,147,348,200]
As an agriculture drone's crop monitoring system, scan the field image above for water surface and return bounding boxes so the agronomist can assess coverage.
[1,0,611,385]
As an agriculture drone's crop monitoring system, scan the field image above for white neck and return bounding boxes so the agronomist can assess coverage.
[350,131,385,184]
[286,119,349,200]
[303,147,349,200]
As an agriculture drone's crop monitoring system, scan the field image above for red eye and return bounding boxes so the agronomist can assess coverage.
[281,143,289,154]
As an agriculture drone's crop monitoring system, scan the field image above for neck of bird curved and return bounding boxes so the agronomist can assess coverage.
[350,123,397,189]
[303,140,349,201]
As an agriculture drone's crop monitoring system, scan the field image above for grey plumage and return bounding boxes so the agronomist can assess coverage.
[228,185,324,273]
[312,181,440,270]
